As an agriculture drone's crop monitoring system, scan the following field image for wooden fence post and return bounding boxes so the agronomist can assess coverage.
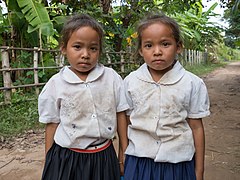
[33,47,39,95]
[188,49,191,66]
[120,51,125,73]
[1,49,11,103]
[194,50,196,64]
[199,51,202,64]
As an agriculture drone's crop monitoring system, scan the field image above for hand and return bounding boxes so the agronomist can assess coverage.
[196,170,204,180]
[119,161,124,176]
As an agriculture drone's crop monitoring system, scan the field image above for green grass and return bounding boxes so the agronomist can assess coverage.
[0,93,43,138]
[184,62,227,76]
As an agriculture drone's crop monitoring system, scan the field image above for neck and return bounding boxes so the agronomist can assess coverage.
[70,67,91,81]
[148,60,177,82]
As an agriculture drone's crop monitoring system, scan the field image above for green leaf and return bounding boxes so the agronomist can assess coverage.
[17,0,54,36]
[53,16,67,25]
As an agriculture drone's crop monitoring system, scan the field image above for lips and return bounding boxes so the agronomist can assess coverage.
[153,59,164,62]
[77,62,91,65]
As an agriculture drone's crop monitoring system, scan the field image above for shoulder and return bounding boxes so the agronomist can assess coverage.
[184,71,205,85]
[44,71,61,87]
[124,67,141,82]
[39,69,64,96]
[101,65,123,80]
[183,71,208,95]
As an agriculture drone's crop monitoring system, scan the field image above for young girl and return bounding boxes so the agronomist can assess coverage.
[123,13,210,180]
[38,14,129,180]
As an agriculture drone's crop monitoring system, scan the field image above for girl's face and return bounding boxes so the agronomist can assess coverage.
[139,22,182,77]
[61,26,100,79]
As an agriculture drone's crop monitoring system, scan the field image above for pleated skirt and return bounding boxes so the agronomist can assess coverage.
[124,155,196,180]
[41,142,120,180]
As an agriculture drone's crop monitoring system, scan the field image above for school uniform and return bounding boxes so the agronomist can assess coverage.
[38,63,129,180]
[123,61,210,180]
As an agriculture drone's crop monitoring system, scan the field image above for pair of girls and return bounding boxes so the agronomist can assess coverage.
[38,13,210,180]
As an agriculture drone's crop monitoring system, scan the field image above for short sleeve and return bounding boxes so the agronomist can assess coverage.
[188,79,210,118]
[38,81,60,124]
[113,71,129,112]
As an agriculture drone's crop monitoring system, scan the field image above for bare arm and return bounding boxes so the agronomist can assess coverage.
[45,123,59,155]
[117,111,129,175]
[188,118,205,180]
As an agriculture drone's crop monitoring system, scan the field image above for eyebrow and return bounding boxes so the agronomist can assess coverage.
[72,41,100,46]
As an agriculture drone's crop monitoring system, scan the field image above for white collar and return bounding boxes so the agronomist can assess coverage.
[60,63,105,83]
[136,61,185,85]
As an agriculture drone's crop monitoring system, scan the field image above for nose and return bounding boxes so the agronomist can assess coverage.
[81,48,90,59]
[153,46,162,56]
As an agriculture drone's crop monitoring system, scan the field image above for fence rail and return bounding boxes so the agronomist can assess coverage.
[0,46,207,104]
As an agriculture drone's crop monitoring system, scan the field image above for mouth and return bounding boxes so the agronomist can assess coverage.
[77,62,91,65]
[153,59,164,63]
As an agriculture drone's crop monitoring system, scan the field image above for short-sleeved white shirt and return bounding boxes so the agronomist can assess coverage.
[124,61,210,163]
[38,63,129,149]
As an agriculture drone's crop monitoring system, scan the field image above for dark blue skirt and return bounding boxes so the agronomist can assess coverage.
[42,142,120,180]
[124,155,196,180]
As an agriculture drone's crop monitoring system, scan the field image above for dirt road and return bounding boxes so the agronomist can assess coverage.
[0,61,239,180]
[203,61,240,180]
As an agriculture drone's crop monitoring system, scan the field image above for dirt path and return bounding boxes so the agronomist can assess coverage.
[203,61,240,180]
[0,61,239,180]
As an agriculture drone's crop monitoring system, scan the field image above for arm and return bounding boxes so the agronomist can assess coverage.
[187,118,205,180]
[45,122,59,155]
[117,111,129,175]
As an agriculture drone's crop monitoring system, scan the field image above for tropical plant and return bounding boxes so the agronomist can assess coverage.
[2,0,224,52]
[174,2,223,51]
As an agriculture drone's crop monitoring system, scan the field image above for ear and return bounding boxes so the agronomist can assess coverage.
[139,49,143,57]
[176,43,183,54]
[60,46,66,55]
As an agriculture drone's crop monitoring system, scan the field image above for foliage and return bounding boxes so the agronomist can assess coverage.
[0,91,42,137]
[174,2,223,51]
[214,43,240,61]
[1,0,224,52]
[223,9,240,49]
[17,0,54,36]
[221,0,240,49]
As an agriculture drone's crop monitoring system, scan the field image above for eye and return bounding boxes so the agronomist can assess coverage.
[90,47,99,52]
[144,43,152,48]
[73,45,81,50]
[161,42,170,47]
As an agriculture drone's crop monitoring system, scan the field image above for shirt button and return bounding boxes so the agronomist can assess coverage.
[92,114,96,118]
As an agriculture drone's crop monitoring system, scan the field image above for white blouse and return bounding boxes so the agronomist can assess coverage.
[38,64,129,149]
[124,61,210,163]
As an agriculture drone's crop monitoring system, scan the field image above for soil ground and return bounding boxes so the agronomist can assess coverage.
[0,61,239,180]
